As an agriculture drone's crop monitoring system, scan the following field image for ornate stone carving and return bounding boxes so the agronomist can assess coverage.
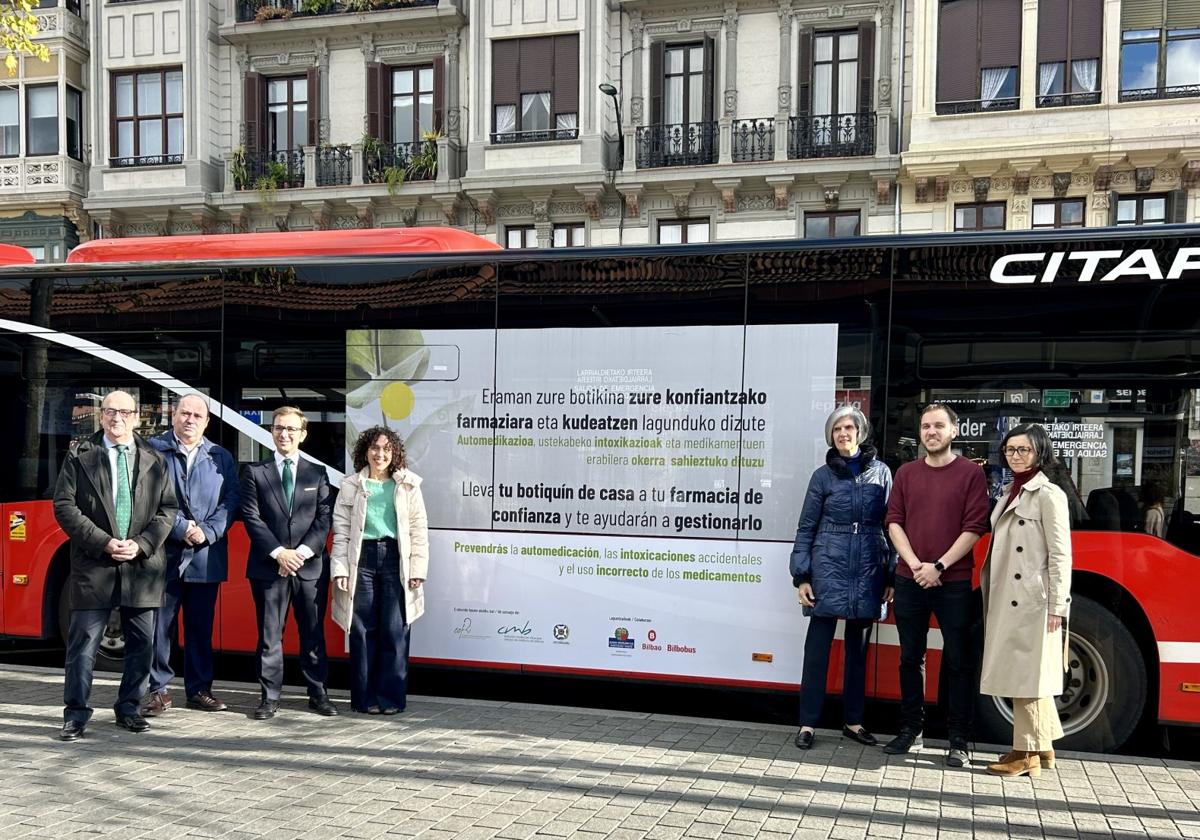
[1135,167,1155,192]
[1183,161,1200,189]
[1092,192,1110,210]
[973,178,991,203]
[1072,172,1092,187]
[1030,175,1050,191]
[496,202,534,218]
[828,4,844,17]
[721,187,737,213]
[724,5,738,34]
[877,179,892,206]
[1157,168,1180,184]
[823,186,839,209]
[625,190,641,217]
[1110,169,1132,187]
[951,179,970,195]
[400,207,419,227]
[1012,197,1029,214]
[1052,173,1072,198]
[447,108,461,134]
[671,191,691,217]
[1012,171,1030,195]
[677,18,692,31]
[737,193,776,212]
[914,177,929,204]
[533,200,550,224]
[724,90,737,116]
[878,77,891,107]
[361,34,376,62]
[934,176,950,203]
[773,183,790,210]
[1093,165,1112,192]
[991,177,1012,194]
[778,86,791,110]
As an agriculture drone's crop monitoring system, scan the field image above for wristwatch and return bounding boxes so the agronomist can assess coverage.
[933,561,946,573]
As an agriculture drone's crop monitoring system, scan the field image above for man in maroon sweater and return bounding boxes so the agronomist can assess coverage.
[883,403,989,767]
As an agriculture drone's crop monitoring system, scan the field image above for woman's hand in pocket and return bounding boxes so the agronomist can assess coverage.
[334,576,349,593]
[797,583,815,608]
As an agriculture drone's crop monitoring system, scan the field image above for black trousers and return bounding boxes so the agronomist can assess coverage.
[893,576,974,740]
[63,606,155,723]
[250,574,330,702]
[798,615,873,728]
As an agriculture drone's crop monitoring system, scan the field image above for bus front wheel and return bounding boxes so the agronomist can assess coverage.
[57,579,126,672]
[974,594,1147,754]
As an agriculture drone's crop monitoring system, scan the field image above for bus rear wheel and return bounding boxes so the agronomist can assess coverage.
[975,594,1146,754]
[57,579,126,672]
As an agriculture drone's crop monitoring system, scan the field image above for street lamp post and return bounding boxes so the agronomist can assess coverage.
[599,82,623,171]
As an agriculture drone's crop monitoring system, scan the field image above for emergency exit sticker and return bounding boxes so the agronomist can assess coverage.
[9,512,26,541]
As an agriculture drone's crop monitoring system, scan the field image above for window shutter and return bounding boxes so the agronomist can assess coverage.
[378,64,393,143]
[1072,0,1104,59]
[981,0,1022,68]
[1038,0,1069,64]
[1167,189,1190,223]
[520,37,554,94]
[1122,0,1164,29]
[649,40,664,124]
[857,21,875,112]
[1166,0,1200,27]
[306,65,319,146]
[492,39,520,109]
[937,0,980,102]
[108,73,117,160]
[701,34,715,125]
[1109,190,1120,226]
[365,62,380,139]
[553,34,579,119]
[243,71,263,152]
[798,27,813,113]
[433,57,445,133]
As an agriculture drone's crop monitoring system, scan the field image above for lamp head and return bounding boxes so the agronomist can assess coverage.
[598,82,619,97]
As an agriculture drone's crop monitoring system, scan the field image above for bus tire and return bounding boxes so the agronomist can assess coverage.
[974,594,1146,754]
[57,578,126,673]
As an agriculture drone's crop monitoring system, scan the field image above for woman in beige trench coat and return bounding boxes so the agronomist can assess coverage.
[980,422,1072,778]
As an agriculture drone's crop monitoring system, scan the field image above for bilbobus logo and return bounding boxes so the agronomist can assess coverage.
[989,247,1200,285]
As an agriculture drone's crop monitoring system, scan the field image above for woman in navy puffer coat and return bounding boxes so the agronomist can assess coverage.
[789,406,895,750]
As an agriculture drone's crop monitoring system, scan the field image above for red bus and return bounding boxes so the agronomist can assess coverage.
[1,225,1198,753]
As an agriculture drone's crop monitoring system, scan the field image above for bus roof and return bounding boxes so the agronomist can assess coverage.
[66,227,501,265]
[0,243,35,265]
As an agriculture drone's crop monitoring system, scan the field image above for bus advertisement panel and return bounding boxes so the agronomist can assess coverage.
[346,324,838,684]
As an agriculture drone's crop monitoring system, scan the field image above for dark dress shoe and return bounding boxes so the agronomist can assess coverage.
[842,726,878,747]
[186,692,228,712]
[253,700,279,720]
[116,714,150,733]
[308,696,339,716]
[140,690,171,717]
[59,720,85,741]
[882,729,924,755]
[794,729,815,750]
[381,707,402,716]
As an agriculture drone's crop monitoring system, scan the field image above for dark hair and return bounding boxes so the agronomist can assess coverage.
[1140,481,1165,506]
[920,402,959,425]
[1000,422,1057,470]
[351,425,407,473]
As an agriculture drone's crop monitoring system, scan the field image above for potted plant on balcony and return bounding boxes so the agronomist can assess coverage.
[407,130,442,181]
[299,0,336,13]
[230,147,250,191]
[343,0,381,11]
[253,159,290,208]
[254,3,293,21]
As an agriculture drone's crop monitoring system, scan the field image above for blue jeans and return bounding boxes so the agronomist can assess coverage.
[349,539,409,712]
[150,577,220,697]
[63,607,154,723]
[798,616,873,728]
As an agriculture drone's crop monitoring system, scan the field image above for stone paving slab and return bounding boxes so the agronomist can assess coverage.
[1,663,1198,839]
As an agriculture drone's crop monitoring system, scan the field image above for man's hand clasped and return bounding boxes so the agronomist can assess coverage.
[104,538,140,563]
[912,561,943,589]
[275,548,304,577]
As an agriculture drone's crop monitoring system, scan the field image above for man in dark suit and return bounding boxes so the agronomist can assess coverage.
[144,393,240,715]
[241,406,337,719]
[53,390,178,741]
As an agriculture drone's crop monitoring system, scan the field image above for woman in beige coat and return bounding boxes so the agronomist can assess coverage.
[331,426,428,714]
[980,422,1072,777]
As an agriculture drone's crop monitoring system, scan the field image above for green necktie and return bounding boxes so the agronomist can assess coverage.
[282,458,295,510]
[115,444,132,539]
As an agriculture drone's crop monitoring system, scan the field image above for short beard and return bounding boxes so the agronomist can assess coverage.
[924,439,952,457]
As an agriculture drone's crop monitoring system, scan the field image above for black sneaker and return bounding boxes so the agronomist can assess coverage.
[946,739,970,768]
[882,729,924,755]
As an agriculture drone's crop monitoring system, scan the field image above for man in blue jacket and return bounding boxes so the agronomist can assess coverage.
[143,393,240,714]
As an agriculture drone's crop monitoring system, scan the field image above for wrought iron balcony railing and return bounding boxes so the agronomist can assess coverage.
[935,96,1019,115]
[1036,90,1102,108]
[364,140,439,183]
[635,121,718,168]
[234,148,305,190]
[1119,84,1200,103]
[235,0,437,23]
[489,127,579,145]
[731,118,774,163]
[110,154,184,168]
[316,144,351,187]
[787,112,876,159]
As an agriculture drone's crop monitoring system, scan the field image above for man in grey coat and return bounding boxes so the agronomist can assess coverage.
[53,390,178,741]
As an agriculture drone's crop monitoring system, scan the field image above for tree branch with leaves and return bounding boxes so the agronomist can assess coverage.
[1,0,49,76]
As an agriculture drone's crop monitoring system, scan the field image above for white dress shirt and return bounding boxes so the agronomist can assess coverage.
[103,435,136,507]
[269,451,313,561]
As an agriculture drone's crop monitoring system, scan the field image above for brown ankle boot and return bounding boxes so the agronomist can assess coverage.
[1038,750,1055,769]
[986,750,1041,778]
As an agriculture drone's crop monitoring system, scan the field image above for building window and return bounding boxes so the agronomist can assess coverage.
[664,43,707,127]
[1121,27,1200,100]
[506,226,538,248]
[0,88,17,157]
[658,219,709,244]
[26,86,58,156]
[267,75,307,151]
[391,65,435,145]
[1032,198,1086,228]
[954,202,1006,231]
[1115,194,1167,225]
[113,69,183,166]
[552,223,585,247]
[491,35,579,143]
[936,0,1022,114]
[66,86,81,161]
[1036,0,1102,107]
[804,211,861,238]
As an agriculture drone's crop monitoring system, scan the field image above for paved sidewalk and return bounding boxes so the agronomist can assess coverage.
[2,665,1199,840]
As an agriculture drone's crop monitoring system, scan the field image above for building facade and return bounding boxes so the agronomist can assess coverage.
[0,0,1194,255]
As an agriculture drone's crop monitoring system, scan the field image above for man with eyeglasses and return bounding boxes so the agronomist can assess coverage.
[240,406,336,719]
[143,393,240,716]
[882,403,989,767]
[53,390,178,741]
